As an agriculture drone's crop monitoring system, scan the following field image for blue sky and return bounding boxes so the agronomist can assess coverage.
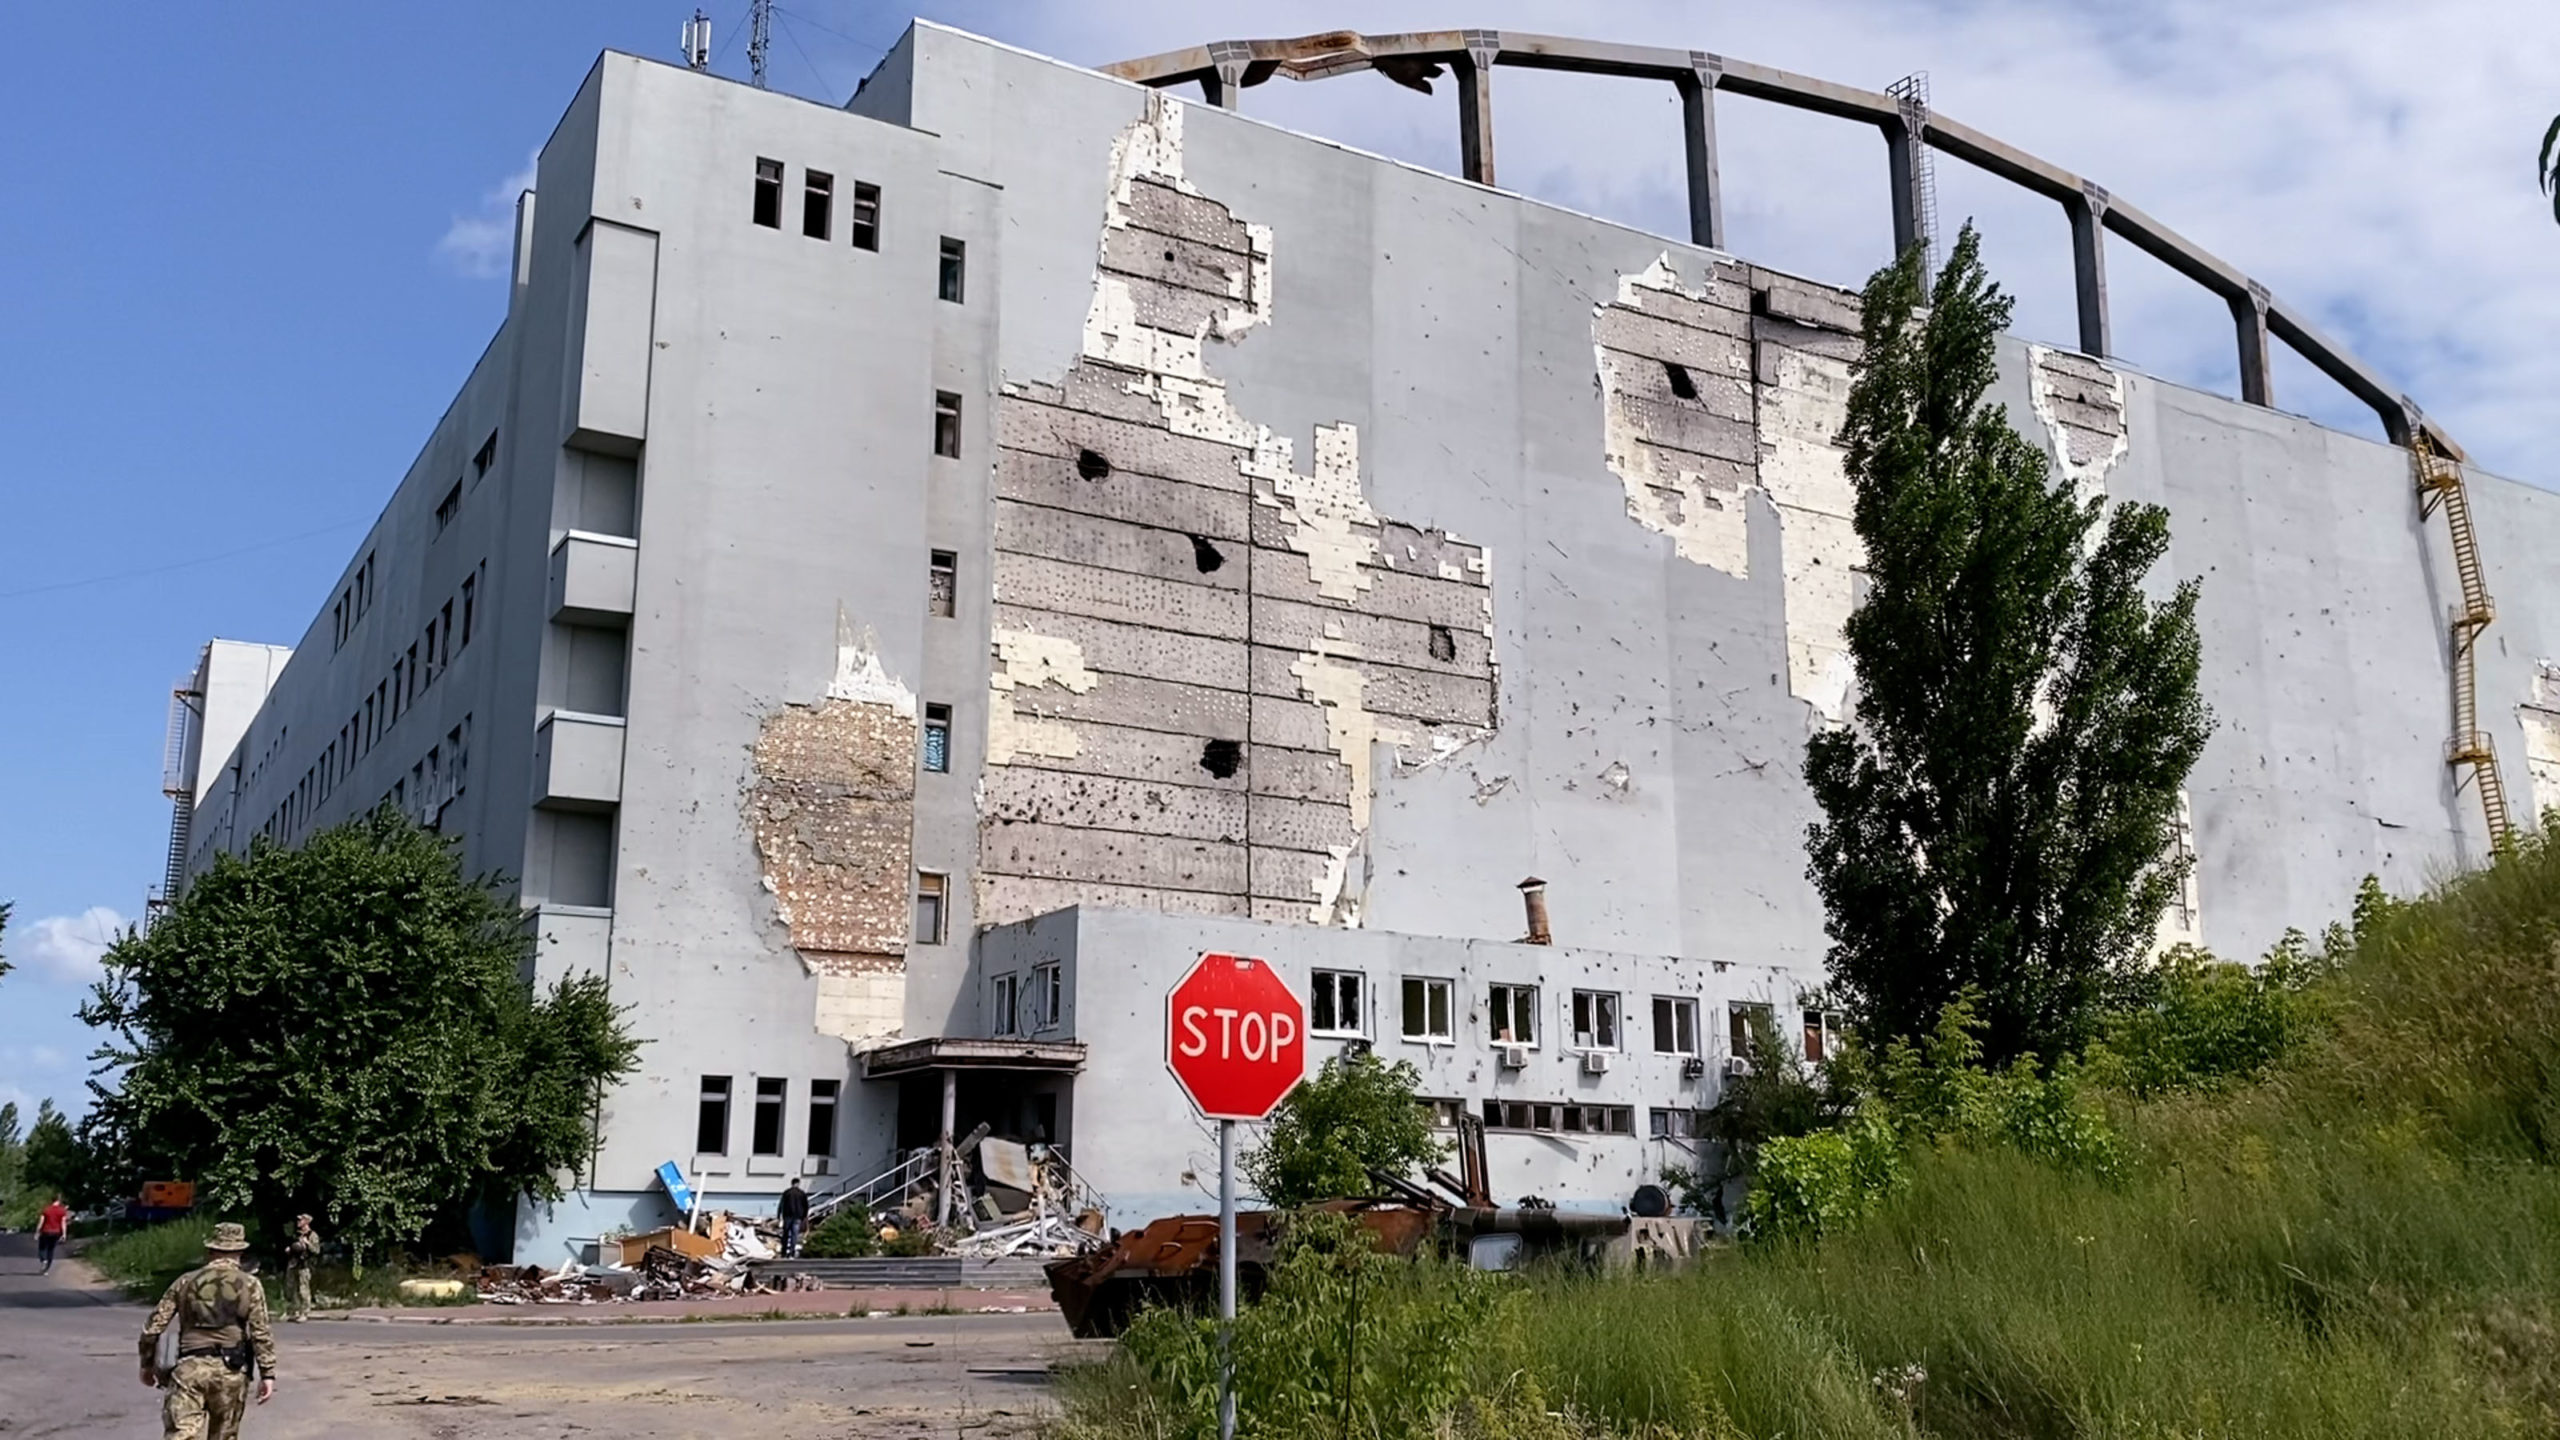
[4,0,2554,1117]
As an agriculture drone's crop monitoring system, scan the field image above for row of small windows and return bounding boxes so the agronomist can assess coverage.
[1306,971,1837,1061]
[696,1075,840,1160]
[989,962,1064,1037]
[1419,1097,1718,1142]
[750,158,968,301]
[262,714,469,848]
[330,552,376,651]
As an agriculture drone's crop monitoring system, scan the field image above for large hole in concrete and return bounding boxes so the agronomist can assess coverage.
[1189,535,1226,573]
[1427,624,1458,662]
[1663,360,1699,402]
[1199,739,1242,779]
[1077,448,1112,480]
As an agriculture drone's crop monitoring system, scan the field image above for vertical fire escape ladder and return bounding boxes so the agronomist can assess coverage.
[2414,440,2514,848]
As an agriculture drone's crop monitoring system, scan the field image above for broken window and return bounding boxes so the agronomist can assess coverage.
[990,972,1021,1037]
[913,871,947,945]
[1419,1098,1465,1129]
[1664,360,1699,401]
[752,158,783,229]
[1558,1104,1635,1135]
[697,1075,732,1155]
[1483,1099,1565,1133]
[1401,976,1453,1043]
[1427,624,1457,662]
[1729,1001,1773,1057]
[806,1078,840,1158]
[803,170,833,239]
[938,236,965,303]
[928,550,957,618]
[1488,982,1538,1046]
[1571,990,1620,1050]
[1649,1107,1709,1140]
[1309,969,1364,1036]
[849,181,880,251]
[1033,962,1063,1031]
[933,391,962,458]
[435,480,462,534]
[752,1077,787,1156]
[1651,996,1699,1055]
[921,703,951,774]
[1803,1009,1842,1064]
[473,429,499,479]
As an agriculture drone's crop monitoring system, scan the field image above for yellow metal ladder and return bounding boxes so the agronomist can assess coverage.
[2415,440,2514,847]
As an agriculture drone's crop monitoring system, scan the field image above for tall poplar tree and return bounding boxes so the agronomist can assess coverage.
[1805,225,2210,1066]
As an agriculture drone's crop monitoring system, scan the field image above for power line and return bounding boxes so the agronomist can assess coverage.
[773,11,830,98]
[0,516,372,603]
[772,6,892,61]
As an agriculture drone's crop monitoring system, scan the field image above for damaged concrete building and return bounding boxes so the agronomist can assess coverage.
[158,24,2557,1259]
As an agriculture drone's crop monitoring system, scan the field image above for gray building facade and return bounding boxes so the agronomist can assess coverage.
[165,24,2555,1261]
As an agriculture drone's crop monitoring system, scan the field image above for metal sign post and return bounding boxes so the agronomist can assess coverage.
[1163,952,1307,1440]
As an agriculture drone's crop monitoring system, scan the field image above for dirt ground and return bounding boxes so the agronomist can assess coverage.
[0,1233,1083,1439]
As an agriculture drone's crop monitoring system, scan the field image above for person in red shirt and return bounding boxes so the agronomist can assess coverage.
[36,1196,70,1274]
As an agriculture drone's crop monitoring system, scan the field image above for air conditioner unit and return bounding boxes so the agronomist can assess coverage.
[1499,1045,1530,1070]
[1724,1055,1755,1079]
[1580,1049,1612,1076]
[1680,1056,1707,1080]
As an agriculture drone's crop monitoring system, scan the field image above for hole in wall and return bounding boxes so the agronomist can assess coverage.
[1663,360,1699,402]
[1427,624,1458,662]
[1199,739,1242,779]
[1077,448,1112,480]
[1189,535,1226,573]
[1164,248,1177,262]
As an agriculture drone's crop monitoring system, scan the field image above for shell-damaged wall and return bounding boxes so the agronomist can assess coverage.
[978,94,1498,930]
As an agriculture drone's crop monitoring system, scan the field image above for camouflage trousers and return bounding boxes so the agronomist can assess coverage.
[283,1264,312,1320]
[162,1355,248,1440]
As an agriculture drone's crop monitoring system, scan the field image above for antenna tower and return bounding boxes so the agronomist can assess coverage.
[748,0,773,89]
[681,9,712,71]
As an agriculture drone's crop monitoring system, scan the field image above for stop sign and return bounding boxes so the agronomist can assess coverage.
[1165,953,1307,1121]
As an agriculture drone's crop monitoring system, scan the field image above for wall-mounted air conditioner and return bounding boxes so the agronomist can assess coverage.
[1499,1045,1529,1070]
[1580,1049,1612,1076]
[1724,1055,1755,1079]
[1680,1056,1707,1080]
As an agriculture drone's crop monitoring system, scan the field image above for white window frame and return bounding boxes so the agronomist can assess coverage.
[1488,982,1539,1047]
[1401,976,1454,1044]
[1729,1000,1774,1057]
[1309,969,1366,1037]
[1570,989,1621,1051]
[990,972,1021,1038]
[1652,995,1700,1056]
[1032,962,1063,1032]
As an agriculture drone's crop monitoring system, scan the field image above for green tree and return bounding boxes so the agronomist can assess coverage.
[1244,1050,1444,1207]
[2541,115,2560,225]
[20,1100,86,1206]
[1805,225,2210,1066]
[1,898,14,982]
[79,808,640,1265]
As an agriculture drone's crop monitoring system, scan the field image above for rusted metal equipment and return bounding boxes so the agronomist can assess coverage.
[1047,1201,1435,1338]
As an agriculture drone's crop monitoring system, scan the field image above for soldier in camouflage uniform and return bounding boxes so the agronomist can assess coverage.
[281,1215,319,1322]
[137,1222,277,1439]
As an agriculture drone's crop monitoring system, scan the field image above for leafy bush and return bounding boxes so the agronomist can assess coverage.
[798,1202,878,1259]
[1746,1116,1904,1242]
[1243,1051,1444,1207]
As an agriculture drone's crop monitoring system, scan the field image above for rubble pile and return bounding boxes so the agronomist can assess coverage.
[470,1215,821,1305]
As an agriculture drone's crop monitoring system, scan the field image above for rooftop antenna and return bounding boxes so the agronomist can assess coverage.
[748,0,773,88]
[681,9,712,71]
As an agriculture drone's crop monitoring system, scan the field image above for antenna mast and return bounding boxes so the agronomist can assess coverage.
[748,0,773,89]
[681,9,712,71]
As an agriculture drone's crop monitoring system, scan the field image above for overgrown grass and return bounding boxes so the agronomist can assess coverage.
[82,1215,475,1307]
[1064,836,2560,1439]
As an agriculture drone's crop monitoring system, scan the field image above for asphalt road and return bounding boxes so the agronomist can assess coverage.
[0,1231,1077,1439]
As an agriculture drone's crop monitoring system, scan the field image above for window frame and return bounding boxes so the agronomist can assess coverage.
[938,236,966,303]
[933,391,962,459]
[1488,982,1538,1047]
[1032,961,1063,1032]
[1729,1000,1774,1057]
[1309,968,1365,1037]
[913,871,947,946]
[1400,976,1455,1044]
[849,181,881,251]
[1803,1008,1843,1064]
[806,1078,840,1158]
[751,1076,788,1157]
[752,158,784,229]
[802,169,833,240]
[696,1075,733,1156]
[921,702,952,774]
[991,971,1021,1037]
[1570,989,1621,1051]
[1651,995,1700,1056]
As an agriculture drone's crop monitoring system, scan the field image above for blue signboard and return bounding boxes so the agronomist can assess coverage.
[656,1160,695,1216]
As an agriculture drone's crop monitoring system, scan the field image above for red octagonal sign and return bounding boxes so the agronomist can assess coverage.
[1166,953,1307,1121]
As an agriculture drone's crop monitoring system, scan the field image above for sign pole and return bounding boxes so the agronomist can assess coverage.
[1218,1116,1237,1440]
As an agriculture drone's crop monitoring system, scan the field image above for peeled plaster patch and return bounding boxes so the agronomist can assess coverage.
[2026,344,2131,505]
[1758,347,1863,726]
[1595,257,1753,574]
[2517,662,2560,823]
[986,628,1094,765]
[827,610,916,714]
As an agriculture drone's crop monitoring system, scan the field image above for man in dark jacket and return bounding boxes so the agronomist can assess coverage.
[777,1179,811,1258]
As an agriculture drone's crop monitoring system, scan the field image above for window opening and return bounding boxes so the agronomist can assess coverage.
[1649,1107,1709,1139]
[806,1079,839,1157]
[1033,962,1063,1030]
[1310,970,1364,1036]
[991,972,1021,1037]
[697,1075,732,1154]
[473,429,499,478]
[922,703,951,773]
[752,158,783,229]
[928,550,957,618]
[1572,990,1620,1049]
[933,391,962,458]
[752,1077,787,1156]
[1401,977,1453,1042]
[1730,1001,1773,1057]
[1427,624,1457,662]
[435,480,462,533]
[1489,982,1538,1046]
[1652,996,1699,1055]
[1420,1098,1465,1129]
[913,872,947,945]
[803,170,833,239]
[938,237,966,303]
[1189,535,1225,573]
[850,181,880,251]
[1664,360,1699,401]
[1803,1009,1842,1063]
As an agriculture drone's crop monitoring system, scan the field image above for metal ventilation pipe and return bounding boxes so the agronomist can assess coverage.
[1518,877,1552,945]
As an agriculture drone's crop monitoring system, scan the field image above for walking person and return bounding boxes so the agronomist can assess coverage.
[778,1177,810,1258]
[138,1222,277,1439]
[281,1215,320,1322]
[35,1195,69,1273]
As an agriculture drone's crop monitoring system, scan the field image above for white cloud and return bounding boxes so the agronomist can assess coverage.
[11,906,127,986]
[437,154,539,278]
[953,0,2560,483]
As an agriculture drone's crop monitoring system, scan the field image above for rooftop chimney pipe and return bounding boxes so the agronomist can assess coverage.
[1518,877,1551,945]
